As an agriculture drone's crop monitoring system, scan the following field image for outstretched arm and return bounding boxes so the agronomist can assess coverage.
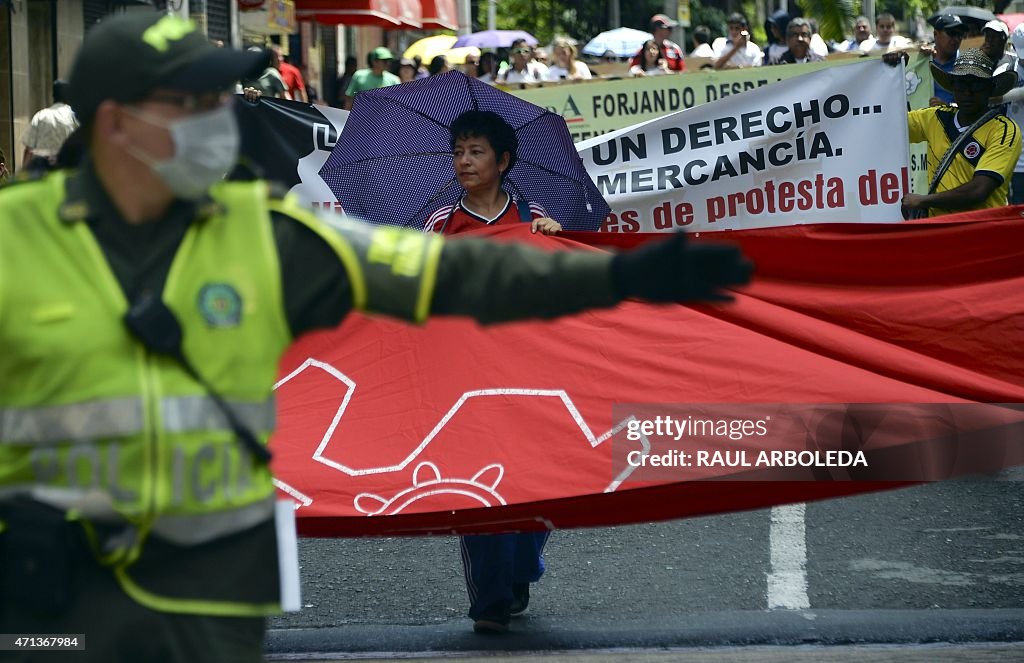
[274,207,752,333]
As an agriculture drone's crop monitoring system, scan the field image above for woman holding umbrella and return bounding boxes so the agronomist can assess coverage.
[423,110,559,633]
[424,110,561,236]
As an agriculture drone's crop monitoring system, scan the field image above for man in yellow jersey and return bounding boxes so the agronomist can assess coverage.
[0,12,750,663]
[886,48,1021,217]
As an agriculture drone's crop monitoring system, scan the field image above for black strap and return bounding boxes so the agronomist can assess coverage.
[906,107,1000,220]
[123,292,272,465]
[505,181,534,222]
[929,107,1000,195]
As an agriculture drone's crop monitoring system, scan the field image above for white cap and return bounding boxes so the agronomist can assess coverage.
[1013,23,1024,54]
[984,19,1009,36]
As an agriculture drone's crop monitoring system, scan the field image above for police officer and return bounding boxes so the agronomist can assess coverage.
[0,12,750,663]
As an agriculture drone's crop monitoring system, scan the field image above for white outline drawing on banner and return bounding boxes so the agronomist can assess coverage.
[272,480,313,510]
[354,462,506,516]
[271,358,649,511]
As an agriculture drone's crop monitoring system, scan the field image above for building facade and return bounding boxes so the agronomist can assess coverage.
[2,0,466,175]
[1,0,243,174]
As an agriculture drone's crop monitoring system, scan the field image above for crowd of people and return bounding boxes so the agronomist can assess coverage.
[6,10,1024,255]
[326,9,1024,100]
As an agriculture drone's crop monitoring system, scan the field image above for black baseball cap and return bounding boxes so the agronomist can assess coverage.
[68,12,268,122]
[928,14,966,34]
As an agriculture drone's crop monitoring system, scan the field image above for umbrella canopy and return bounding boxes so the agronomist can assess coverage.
[453,29,538,49]
[582,27,654,58]
[404,34,457,63]
[321,70,610,231]
[932,6,996,30]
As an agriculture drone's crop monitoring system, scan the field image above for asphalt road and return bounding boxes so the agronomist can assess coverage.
[267,471,1023,659]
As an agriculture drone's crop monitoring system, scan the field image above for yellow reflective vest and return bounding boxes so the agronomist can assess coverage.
[0,173,344,615]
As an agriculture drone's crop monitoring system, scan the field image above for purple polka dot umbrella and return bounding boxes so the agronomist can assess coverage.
[320,70,610,231]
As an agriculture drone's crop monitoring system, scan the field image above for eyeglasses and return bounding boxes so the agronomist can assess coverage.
[465,59,479,65]
[513,48,532,54]
[788,32,811,41]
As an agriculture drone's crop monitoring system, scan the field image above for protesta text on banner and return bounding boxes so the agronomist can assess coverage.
[577,59,910,232]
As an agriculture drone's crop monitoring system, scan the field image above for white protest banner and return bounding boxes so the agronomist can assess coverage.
[578,60,910,233]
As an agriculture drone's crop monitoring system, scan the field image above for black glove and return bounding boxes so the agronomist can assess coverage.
[610,232,752,303]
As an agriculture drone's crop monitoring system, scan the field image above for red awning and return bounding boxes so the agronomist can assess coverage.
[421,0,457,30]
[395,0,422,29]
[295,0,407,28]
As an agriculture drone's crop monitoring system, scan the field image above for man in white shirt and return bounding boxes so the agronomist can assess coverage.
[841,16,875,52]
[776,18,826,64]
[690,25,715,58]
[22,80,79,167]
[499,38,548,84]
[861,13,912,53]
[712,12,764,68]
[982,20,1015,73]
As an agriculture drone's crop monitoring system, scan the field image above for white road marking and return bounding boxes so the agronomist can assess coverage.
[767,503,810,610]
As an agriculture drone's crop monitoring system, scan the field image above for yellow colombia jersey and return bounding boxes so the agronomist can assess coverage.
[908,105,1022,217]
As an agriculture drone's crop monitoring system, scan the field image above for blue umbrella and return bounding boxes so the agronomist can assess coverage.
[582,27,654,58]
[453,29,538,49]
[320,70,610,232]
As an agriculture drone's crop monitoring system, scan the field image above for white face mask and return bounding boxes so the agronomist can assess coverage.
[124,104,239,200]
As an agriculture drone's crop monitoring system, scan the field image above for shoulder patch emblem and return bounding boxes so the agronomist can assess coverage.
[964,141,981,160]
[198,283,242,328]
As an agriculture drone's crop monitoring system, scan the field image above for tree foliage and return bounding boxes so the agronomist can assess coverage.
[475,0,664,46]
[797,0,856,42]
[690,0,730,40]
[476,0,1008,47]
[876,0,939,22]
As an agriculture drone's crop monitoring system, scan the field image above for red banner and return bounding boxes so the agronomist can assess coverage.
[271,209,1024,537]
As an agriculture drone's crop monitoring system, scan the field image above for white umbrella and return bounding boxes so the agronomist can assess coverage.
[582,27,655,58]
